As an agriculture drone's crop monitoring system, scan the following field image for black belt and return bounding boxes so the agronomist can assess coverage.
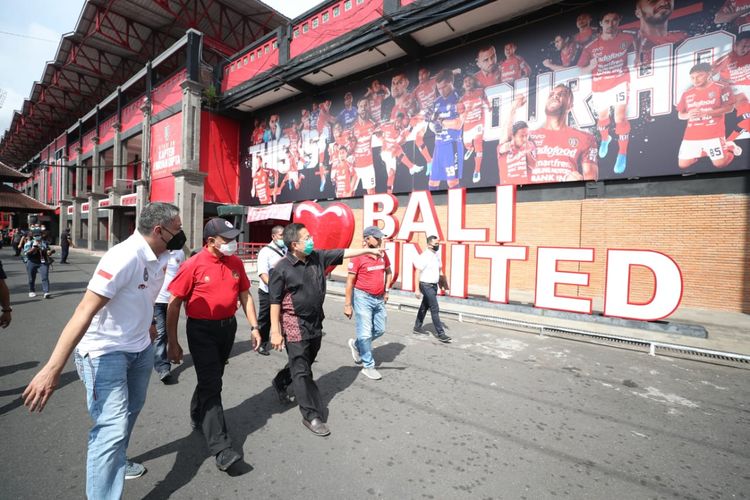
[188,316,236,327]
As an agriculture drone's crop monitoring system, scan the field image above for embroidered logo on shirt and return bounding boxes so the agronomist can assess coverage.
[232,271,240,280]
[204,276,210,282]
[97,269,113,280]
[143,269,149,282]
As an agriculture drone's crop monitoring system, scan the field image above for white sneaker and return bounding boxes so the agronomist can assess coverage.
[44,293,51,299]
[361,367,382,380]
[348,338,361,364]
[28,292,36,298]
[409,165,424,175]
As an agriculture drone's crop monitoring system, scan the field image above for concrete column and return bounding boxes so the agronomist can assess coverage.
[137,97,152,224]
[109,123,123,249]
[72,146,84,247]
[180,79,203,172]
[172,169,207,251]
[88,137,103,250]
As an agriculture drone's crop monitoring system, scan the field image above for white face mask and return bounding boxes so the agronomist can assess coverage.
[218,240,237,256]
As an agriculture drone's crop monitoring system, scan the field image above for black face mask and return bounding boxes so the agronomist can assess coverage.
[164,229,187,251]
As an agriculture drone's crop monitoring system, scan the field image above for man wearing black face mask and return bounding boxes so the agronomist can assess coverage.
[413,235,451,343]
[166,217,260,472]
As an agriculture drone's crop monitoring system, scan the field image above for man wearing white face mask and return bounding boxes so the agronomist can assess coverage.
[255,225,286,357]
[166,218,260,472]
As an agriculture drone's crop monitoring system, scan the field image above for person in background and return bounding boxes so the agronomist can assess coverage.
[344,226,392,380]
[0,260,12,328]
[22,202,183,499]
[256,225,287,356]
[60,226,73,264]
[166,218,260,472]
[413,235,451,343]
[153,247,185,383]
[22,229,53,298]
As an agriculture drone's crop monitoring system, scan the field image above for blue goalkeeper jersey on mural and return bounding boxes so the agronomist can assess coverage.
[433,91,462,142]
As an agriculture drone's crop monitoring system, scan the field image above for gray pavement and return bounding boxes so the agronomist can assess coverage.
[1,249,749,499]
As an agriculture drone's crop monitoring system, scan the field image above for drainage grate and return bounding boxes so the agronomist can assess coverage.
[396,304,750,367]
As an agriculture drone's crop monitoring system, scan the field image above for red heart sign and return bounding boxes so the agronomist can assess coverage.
[293,201,355,274]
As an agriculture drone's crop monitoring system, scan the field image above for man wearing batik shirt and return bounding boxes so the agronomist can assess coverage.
[458,75,491,183]
[413,68,438,116]
[500,42,531,84]
[331,145,355,198]
[529,84,598,183]
[543,34,580,71]
[352,98,378,195]
[337,92,357,130]
[497,95,536,185]
[715,0,750,31]
[578,11,635,175]
[378,111,424,193]
[714,32,750,143]
[574,13,599,46]
[269,223,381,437]
[474,46,502,88]
[677,63,739,169]
[635,0,688,71]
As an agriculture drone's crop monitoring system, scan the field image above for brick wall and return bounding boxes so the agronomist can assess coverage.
[335,193,750,314]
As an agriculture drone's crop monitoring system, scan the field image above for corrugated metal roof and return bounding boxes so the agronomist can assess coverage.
[0,184,55,212]
[0,0,287,168]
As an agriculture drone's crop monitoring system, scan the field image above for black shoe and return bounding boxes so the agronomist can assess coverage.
[215,448,241,471]
[302,417,330,436]
[433,332,452,343]
[272,378,293,404]
[257,342,270,356]
[159,370,172,383]
[413,326,427,335]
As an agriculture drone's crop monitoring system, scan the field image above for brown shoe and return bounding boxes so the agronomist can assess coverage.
[302,417,330,436]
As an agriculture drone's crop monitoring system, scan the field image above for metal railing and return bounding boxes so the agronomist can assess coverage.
[237,242,265,261]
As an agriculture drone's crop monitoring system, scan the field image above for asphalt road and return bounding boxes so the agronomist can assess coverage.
[0,248,748,499]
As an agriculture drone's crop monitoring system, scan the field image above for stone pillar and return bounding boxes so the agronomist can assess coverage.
[88,137,101,250]
[172,169,207,251]
[72,146,84,247]
[136,97,152,226]
[180,79,203,171]
[108,123,123,249]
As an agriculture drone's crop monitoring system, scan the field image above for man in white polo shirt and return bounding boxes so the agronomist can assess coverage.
[256,225,286,357]
[413,235,451,343]
[23,202,184,500]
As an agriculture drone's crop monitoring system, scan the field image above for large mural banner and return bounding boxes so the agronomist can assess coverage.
[239,0,750,206]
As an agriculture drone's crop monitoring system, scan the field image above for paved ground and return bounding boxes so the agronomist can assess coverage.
[1,249,748,499]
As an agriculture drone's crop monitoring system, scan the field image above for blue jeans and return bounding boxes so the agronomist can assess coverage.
[153,303,170,374]
[353,288,386,368]
[26,260,49,293]
[74,344,153,500]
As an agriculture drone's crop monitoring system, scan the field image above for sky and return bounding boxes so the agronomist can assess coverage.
[0,0,322,139]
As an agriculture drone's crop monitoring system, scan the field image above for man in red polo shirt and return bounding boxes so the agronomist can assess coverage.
[344,226,393,380]
[166,218,260,472]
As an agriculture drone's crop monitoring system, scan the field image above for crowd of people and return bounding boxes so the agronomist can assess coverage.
[19,203,450,498]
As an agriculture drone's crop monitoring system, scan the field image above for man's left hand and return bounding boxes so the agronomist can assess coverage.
[149,324,157,342]
[251,330,262,351]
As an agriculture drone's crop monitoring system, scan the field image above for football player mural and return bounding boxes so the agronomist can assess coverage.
[240,0,750,206]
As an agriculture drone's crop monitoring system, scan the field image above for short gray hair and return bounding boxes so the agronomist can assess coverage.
[138,202,180,235]
[271,225,284,236]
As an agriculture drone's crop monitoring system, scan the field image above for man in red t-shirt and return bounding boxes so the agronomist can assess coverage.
[500,42,531,84]
[714,32,750,142]
[634,0,688,72]
[528,84,598,183]
[543,34,580,71]
[352,98,378,195]
[579,11,635,174]
[344,226,392,380]
[331,145,355,198]
[574,12,599,46]
[715,0,750,31]
[497,95,536,185]
[166,218,260,472]
[251,163,272,205]
[676,63,739,169]
[413,68,437,116]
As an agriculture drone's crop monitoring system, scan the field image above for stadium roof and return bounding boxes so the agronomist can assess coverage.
[0,0,287,168]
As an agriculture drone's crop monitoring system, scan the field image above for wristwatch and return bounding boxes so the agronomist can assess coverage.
[1,308,11,313]
[250,325,259,331]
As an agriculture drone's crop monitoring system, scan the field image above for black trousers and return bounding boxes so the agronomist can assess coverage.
[415,282,445,335]
[273,336,323,422]
[257,289,270,344]
[60,245,69,263]
[186,316,236,455]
